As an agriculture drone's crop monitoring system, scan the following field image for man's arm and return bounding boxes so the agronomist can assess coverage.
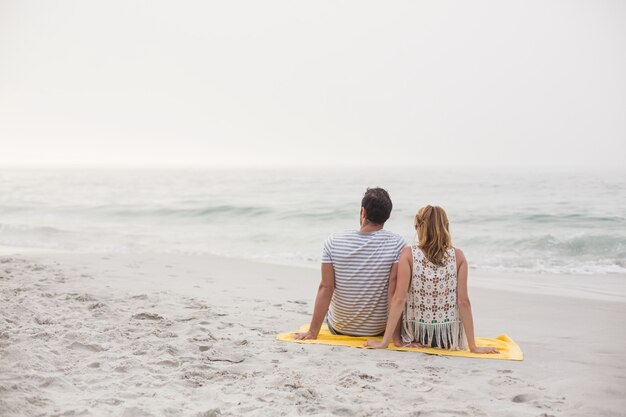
[294,263,335,340]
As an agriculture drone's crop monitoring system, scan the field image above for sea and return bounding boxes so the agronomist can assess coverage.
[1,167,625,275]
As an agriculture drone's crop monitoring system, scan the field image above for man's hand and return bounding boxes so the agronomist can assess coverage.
[363,339,389,349]
[294,330,317,340]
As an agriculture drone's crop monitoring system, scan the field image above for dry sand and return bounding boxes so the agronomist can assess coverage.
[0,252,625,417]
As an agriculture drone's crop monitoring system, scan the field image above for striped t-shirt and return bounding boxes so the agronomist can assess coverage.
[322,229,407,336]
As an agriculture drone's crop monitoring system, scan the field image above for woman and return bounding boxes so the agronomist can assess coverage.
[365,205,498,354]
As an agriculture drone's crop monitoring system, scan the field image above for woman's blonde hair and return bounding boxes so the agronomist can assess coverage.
[414,205,452,266]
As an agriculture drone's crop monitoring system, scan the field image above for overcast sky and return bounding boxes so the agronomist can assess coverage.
[0,1,624,168]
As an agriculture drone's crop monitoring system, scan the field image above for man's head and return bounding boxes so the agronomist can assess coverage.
[360,187,393,226]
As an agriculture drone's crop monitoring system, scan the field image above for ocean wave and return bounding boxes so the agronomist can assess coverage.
[0,223,82,252]
[0,203,276,218]
[462,234,626,258]
[0,203,358,222]
[107,204,274,218]
[0,223,71,236]
[277,208,355,221]
[472,262,626,275]
[3,202,623,227]
[229,249,626,275]
[453,212,625,225]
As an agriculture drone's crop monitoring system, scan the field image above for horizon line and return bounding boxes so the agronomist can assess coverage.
[1,162,624,173]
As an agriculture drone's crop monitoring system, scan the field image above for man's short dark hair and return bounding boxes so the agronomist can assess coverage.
[361,187,393,225]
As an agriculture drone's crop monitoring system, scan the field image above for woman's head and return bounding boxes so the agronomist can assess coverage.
[414,205,452,266]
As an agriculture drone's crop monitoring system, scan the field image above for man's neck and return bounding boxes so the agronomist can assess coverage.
[359,223,383,233]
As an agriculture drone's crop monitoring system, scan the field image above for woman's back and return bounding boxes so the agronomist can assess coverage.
[401,245,466,350]
[365,204,497,354]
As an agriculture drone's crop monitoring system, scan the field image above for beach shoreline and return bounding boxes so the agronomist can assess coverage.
[1,250,625,416]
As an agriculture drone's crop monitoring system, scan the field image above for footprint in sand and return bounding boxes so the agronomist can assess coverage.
[189,334,217,344]
[182,370,211,387]
[512,393,540,403]
[153,329,178,338]
[488,375,523,387]
[34,316,54,325]
[203,353,245,364]
[337,370,381,388]
[88,302,106,310]
[29,265,46,272]
[330,407,357,417]
[157,344,179,356]
[67,341,107,352]
[377,360,398,369]
[424,365,446,374]
[131,312,164,321]
[295,387,318,400]
[121,406,152,417]
[72,293,96,302]
[25,395,51,407]
[131,294,148,300]
[196,408,222,417]
[409,409,469,417]
[183,297,210,310]
[157,359,179,368]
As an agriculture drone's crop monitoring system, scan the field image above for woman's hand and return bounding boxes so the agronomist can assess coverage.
[364,340,389,349]
[470,346,499,354]
[393,338,424,348]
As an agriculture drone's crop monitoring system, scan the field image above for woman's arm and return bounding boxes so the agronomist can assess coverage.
[365,247,419,349]
[387,261,398,315]
[387,257,402,346]
[456,248,498,354]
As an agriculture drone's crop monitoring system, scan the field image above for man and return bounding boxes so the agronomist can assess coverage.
[295,187,406,339]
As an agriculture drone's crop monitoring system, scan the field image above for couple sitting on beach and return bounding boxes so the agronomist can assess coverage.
[296,187,498,354]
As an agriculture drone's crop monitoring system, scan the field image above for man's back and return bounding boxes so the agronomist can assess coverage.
[323,229,406,336]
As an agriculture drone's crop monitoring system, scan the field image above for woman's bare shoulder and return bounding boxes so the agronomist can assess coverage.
[400,245,413,260]
[454,248,466,264]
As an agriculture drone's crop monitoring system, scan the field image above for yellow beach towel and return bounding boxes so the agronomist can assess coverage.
[277,324,523,361]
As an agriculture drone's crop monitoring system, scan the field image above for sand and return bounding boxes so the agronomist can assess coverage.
[0,251,625,417]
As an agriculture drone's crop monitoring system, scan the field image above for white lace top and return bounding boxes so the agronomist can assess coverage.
[401,245,467,350]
